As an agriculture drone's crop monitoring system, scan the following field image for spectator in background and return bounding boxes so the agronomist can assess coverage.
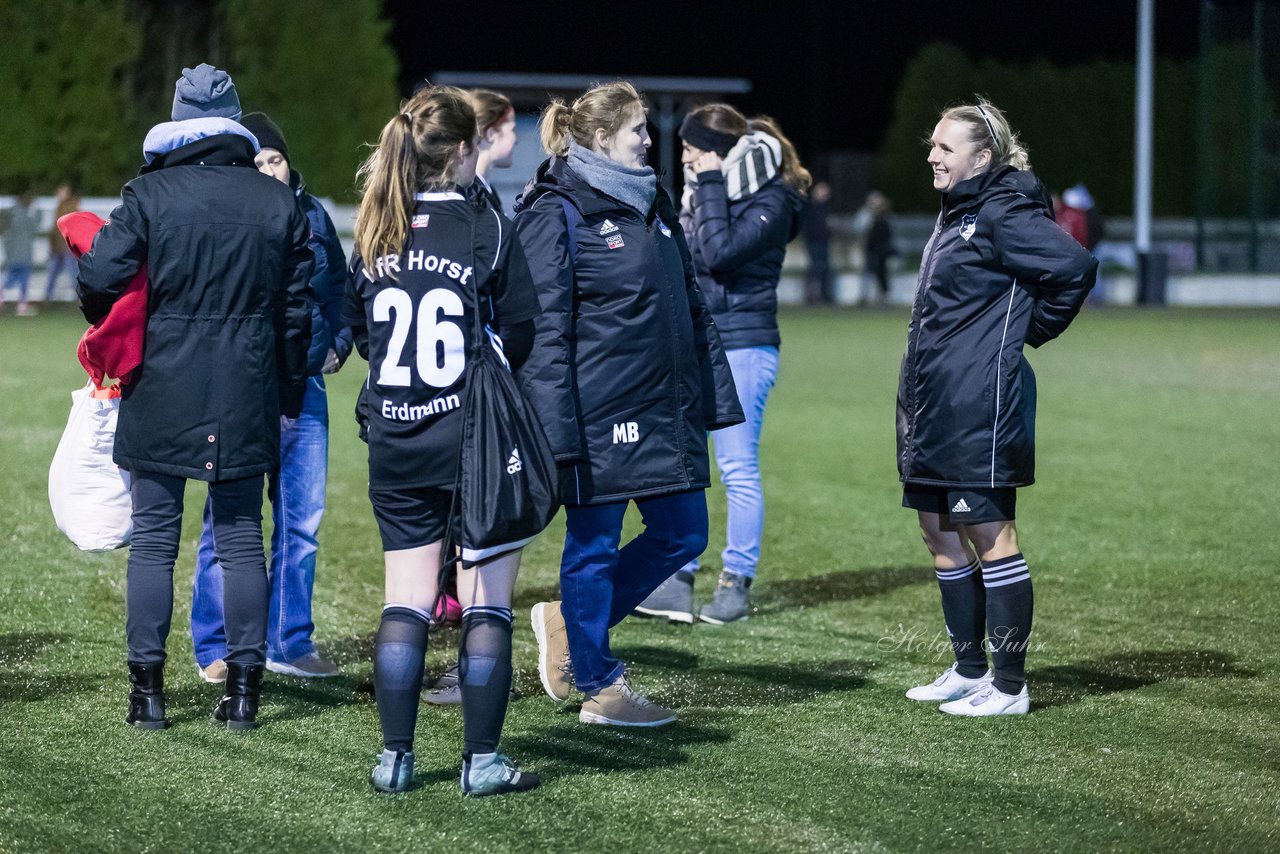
[189,111,350,685]
[803,180,834,305]
[1,187,40,316]
[860,190,896,306]
[1057,183,1106,304]
[44,183,81,302]
[78,63,314,732]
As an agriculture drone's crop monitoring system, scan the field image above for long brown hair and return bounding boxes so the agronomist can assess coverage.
[354,85,476,268]
[538,81,646,157]
[687,103,812,192]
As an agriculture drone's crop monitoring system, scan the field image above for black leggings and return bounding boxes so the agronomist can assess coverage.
[125,471,268,666]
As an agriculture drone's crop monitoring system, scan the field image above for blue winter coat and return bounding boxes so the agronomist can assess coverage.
[897,166,1096,489]
[513,157,743,505]
[291,171,351,373]
[679,172,805,349]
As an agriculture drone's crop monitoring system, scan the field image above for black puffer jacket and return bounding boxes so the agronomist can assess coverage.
[680,173,805,349]
[79,133,314,481]
[897,166,1096,488]
[514,157,743,506]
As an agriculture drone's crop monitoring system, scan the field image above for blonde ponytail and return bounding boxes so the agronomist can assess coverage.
[537,81,646,156]
[538,99,575,157]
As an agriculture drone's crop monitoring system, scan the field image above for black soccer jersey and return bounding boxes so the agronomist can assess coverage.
[344,191,539,489]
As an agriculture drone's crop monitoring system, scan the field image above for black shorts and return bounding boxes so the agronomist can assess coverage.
[368,486,455,551]
[902,484,1017,524]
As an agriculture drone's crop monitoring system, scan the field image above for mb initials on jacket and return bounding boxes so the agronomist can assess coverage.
[612,422,639,444]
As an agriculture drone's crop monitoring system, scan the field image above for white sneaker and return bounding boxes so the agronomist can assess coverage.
[905,664,992,701]
[939,683,1030,716]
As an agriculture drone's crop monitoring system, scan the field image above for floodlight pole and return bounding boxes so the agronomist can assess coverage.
[1134,0,1164,304]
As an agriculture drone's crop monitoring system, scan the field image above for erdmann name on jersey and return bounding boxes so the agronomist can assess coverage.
[381,393,461,423]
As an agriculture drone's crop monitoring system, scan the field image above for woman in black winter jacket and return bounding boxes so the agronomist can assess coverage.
[898,99,1096,717]
[77,64,314,731]
[635,104,808,626]
[515,81,743,728]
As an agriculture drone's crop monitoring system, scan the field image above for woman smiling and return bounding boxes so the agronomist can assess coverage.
[513,81,742,728]
[898,98,1096,716]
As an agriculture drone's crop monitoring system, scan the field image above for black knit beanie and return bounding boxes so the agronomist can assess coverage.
[241,112,289,163]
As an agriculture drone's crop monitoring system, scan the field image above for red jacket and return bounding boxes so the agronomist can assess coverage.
[59,212,147,386]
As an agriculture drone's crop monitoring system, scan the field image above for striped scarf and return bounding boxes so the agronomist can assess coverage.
[682,131,783,212]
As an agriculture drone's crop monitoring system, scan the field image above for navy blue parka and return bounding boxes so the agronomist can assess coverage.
[680,171,806,350]
[897,166,1096,489]
[514,157,744,506]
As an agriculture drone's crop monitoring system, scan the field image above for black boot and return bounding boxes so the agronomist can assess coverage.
[212,662,263,731]
[125,662,170,730]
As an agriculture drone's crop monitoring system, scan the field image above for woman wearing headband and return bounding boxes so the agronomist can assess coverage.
[898,98,1095,715]
[634,104,808,625]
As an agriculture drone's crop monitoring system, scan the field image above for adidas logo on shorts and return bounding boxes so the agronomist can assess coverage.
[506,448,522,475]
[951,498,972,514]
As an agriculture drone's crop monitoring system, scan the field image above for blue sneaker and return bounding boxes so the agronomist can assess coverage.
[461,752,541,797]
[370,749,414,793]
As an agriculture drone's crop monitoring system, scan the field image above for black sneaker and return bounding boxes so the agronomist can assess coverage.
[422,663,461,705]
[422,662,518,705]
[633,570,695,623]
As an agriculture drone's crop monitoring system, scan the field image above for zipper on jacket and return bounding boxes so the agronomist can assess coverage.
[902,215,946,476]
[655,221,692,485]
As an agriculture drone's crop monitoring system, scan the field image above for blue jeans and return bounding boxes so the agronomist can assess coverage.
[685,346,778,578]
[561,490,708,692]
[45,253,76,300]
[192,376,330,666]
[2,264,31,302]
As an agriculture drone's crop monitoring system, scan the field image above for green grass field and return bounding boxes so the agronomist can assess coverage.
[1,305,1278,852]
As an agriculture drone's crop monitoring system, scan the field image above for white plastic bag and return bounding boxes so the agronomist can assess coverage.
[48,383,133,551]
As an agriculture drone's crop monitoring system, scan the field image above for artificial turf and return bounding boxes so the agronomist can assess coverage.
[1,305,1277,852]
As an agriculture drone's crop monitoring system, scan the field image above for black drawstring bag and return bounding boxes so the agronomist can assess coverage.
[441,209,559,571]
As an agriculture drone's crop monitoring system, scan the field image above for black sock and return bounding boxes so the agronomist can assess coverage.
[374,605,430,753]
[981,553,1034,695]
[459,606,514,756]
[935,558,987,678]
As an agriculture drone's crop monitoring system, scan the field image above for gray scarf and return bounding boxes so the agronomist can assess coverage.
[567,140,658,215]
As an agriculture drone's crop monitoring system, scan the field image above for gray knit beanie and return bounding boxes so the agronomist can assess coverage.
[172,63,242,122]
